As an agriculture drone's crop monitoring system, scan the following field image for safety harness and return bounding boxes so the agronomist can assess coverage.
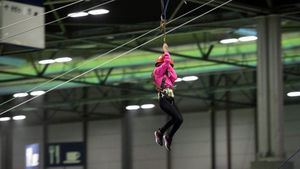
[153,0,174,99]
[153,70,174,99]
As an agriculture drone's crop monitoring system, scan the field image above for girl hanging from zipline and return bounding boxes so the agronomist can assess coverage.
[152,42,183,151]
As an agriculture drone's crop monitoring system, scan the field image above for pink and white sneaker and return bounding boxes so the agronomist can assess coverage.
[154,130,163,146]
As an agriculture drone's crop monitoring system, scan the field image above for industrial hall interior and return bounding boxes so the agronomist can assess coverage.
[0,0,300,169]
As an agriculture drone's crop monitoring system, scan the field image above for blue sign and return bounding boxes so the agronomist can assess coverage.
[46,142,85,167]
[26,143,40,169]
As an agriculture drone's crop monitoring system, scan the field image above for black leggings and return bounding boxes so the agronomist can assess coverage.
[159,96,183,138]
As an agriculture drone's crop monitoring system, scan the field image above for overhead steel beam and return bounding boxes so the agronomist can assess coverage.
[20,91,252,109]
[169,0,185,20]
[0,71,254,107]
[0,70,97,86]
[47,0,67,34]
[45,16,258,45]
[43,108,121,118]
[106,42,255,69]
[28,94,155,109]
[105,42,300,77]
[0,77,35,83]
[188,0,270,14]
[43,0,78,5]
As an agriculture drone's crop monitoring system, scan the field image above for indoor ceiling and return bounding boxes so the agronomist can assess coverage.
[0,0,300,124]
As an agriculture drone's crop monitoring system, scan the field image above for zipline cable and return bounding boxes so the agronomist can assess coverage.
[0,0,216,108]
[0,0,116,42]
[0,0,222,113]
[0,0,85,30]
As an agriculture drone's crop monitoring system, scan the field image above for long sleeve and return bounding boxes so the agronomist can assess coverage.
[168,65,177,83]
[155,51,171,76]
[152,51,176,89]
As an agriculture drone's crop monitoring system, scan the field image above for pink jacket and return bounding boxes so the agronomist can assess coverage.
[152,51,177,90]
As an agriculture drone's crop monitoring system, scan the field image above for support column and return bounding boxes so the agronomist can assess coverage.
[121,85,132,169]
[209,75,216,169]
[122,111,133,169]
[43,95,49,169]
[82,87,89,169]
[225,75,232,169]
[0,96,13,169]
[1,121,13,169]
[252,15,292,169]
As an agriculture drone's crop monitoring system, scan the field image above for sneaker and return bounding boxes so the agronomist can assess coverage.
[163,135,172,151]
[154,130,163,146]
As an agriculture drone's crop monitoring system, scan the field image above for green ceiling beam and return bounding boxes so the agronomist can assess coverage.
[0,32,300,94]
[0,56,26,67]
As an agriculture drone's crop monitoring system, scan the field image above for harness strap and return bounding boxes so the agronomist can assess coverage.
[160,75,166,90]
[154,69,168,92]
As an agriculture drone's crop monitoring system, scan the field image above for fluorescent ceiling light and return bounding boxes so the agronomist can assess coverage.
[68,12,88,18]
[126,105,140,110]
[38,59,55,65]
[13,115,26,121]
[30,91,46,96]
[54,57,72,63]
[182,76,198,82]
[287,91,300,97]
[141,104,155,109]
[238,36,257,42]
[175,78,183,82]
[220,38,239,44]
[0,117,11,121]
[13,92,28,98]
[88,9,109,15]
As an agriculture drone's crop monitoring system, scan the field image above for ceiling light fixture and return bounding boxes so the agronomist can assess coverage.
[30,91,46,96]
[125,105,140,110]
[68,12,88,18]
[238,36,258,42]
[182,76,198,82]
[38,59,55,65]
[88,9,109,15]
[287,91,300,97]
[13,92,28,98]
[141,104,155,109]
[12,115,26,121]
[0,117,11,121]
[54,57,72,63]
[220,38,239,44]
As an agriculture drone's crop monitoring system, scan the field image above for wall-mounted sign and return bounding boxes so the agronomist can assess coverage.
[0,0,45,48]
[25,143,39,169]
[46,142,85,167]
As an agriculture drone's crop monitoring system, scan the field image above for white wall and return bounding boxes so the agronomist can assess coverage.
[172,112,211,169]
[0,132,2,168]
[12,124,43,169]
[284,105,300,168]
[88,120,121,169]
[132,114,167,169]
[169,108,255,169]
[8,104,300,169]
